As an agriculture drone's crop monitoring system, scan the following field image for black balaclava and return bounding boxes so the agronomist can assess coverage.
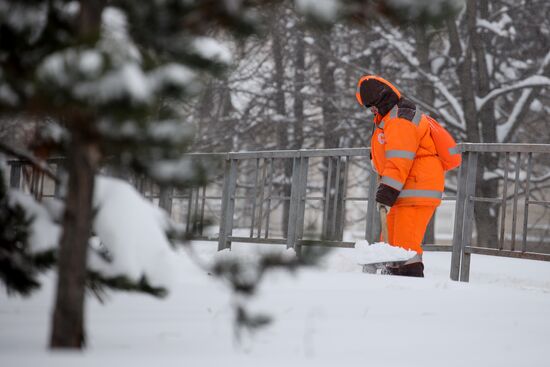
[359,79,400,117]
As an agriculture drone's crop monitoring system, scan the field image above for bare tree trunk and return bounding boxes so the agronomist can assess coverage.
[447,2,500,247]
[271,17,292,235]
[50,0,104,349]
[317,31,344,240]
[217,80,235,152]
[446,15,479,143]
[50,130,99,348]
[272,21,288,150]
[197,81,214,148]
[415,23,437,245]
[293,22,305,150]
[468,0,500,247]
[196,80,234,152]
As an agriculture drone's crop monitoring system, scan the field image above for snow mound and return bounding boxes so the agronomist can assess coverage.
[355,240,417,264]
[91,176,179,291]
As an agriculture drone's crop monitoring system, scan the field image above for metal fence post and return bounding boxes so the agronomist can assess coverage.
[295,156,309,253]
[331,157,342,238]
[521,152,533,253]
[499,152,510,250]
[339,156,350,240]
[321,157,333,239]
[286,156,304,251]
[218,158,237,251]
[9,162,22,189]
[450,151,469,281]
[459,151,478,282]
[510,152,522,252]
[264,158,274,239]
[159,186,174,216]
[54,163,64,198]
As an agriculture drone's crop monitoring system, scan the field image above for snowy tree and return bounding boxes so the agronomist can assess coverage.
[0,0,267,349]
[0,0,465,349]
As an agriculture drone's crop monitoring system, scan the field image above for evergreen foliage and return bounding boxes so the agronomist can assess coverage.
[208,245,330,335]
[0,169,55,295]
[87,271,167,302]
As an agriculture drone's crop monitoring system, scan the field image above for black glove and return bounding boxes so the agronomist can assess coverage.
[376,183,400,207]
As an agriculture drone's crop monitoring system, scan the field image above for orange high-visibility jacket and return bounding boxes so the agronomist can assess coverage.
[358,76,445,206]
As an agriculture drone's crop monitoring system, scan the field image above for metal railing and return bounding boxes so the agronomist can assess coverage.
[450,143,550,281]
[6,143,550,282]
[216,148,382,252]
[213,148,459,253]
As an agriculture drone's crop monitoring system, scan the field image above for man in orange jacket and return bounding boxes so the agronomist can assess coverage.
[356,75,445,277]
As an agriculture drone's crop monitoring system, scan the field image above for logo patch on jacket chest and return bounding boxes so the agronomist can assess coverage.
[377,133,385,144]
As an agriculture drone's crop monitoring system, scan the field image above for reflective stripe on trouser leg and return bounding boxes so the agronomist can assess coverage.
[386,205,437,254]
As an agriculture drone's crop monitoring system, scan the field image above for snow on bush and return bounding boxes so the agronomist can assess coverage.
[39,50,199,106]
[37,6,201,107]
[78,63,151,103]
[3,174,182,293]
[295,0,339,22]
[101,6,141,65]
[7,191,61,254]
[192,37,232,64]
[148,63,199,95]
[0,1,48,42]
[90,176,180,291]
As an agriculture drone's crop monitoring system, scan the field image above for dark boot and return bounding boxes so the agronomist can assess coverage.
[385,262,424,278]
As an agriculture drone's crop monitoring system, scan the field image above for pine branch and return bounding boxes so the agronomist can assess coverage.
[0,141,59,183]
[87,271,167,303]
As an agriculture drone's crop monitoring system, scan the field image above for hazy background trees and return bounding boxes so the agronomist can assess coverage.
[185,0,550,245]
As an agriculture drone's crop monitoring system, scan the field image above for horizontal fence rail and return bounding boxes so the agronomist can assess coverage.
[6,143,550,282]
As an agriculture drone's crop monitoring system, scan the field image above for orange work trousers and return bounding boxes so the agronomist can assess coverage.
[386,205,437,254]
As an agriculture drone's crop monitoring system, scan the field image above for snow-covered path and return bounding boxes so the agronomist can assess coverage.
[1,243,550,367]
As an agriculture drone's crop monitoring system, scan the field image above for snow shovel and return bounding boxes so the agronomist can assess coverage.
[361,205,391,274]
[359,205,416,274]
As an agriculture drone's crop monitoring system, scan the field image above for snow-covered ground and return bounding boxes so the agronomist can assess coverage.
[1,241,550,367]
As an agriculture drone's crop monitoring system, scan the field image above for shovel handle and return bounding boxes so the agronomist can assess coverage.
[379,205,389,243]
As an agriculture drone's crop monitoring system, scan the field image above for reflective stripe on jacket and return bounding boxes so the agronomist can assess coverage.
[371,103,445,206]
